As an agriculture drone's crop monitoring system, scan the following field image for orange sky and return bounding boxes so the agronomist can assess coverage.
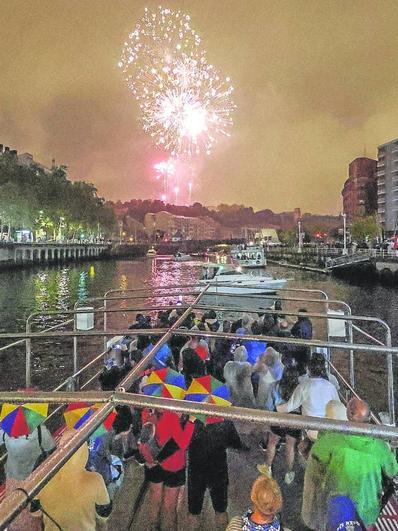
[1,0,398,213]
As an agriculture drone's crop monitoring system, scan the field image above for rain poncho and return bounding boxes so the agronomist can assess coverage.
[37,434,110,531]
[308,431,398,526]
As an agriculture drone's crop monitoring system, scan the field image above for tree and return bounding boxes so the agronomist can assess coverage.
[350,215,380,243]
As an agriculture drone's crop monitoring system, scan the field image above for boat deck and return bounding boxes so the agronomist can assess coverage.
[108,431,310,530]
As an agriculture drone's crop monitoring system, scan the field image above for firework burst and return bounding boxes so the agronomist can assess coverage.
[119,6,235,157]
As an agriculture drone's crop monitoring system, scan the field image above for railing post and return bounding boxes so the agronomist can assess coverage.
[73,317,78,391]
[103,296,108,351]
[25,320,31,388]
[347,306,355,389]
[386,328,396,426]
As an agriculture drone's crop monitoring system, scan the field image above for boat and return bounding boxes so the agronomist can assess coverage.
[230,243,266,268]
[146,246,157,258]
[174,251,193,262]
[195,263,288,309]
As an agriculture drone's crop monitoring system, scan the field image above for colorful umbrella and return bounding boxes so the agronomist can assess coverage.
[142,368,186,399]
[0,403,49,437]
[184,375,231,424]
[64,402,98,429]
[63,403,116,440]
[90,410,117,441]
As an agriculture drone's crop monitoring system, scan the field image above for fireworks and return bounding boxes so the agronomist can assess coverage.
[119,6,235,157]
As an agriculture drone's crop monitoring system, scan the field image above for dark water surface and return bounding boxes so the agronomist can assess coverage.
[0,258,396,414]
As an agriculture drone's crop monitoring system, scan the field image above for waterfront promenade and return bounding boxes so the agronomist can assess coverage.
[0,241,109,266]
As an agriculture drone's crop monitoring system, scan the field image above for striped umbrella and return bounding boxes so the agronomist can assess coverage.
[142,368,186,400]
[184,375,231,424]
[64,402,116,440]
[0,403,49,437]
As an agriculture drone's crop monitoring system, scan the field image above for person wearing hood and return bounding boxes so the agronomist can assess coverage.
[223,346,256,408]
[235,314,253,335]
[226,474,291,531]
[254,347,284,409]
[34,430,111,531]
[302,398,398,529]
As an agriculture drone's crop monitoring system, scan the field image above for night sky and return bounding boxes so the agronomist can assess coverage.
[1,0,398,213]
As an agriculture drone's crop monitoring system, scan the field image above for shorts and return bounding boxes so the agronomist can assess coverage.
[144,465,186,488]
[270,410,301,440]
[188,470,228,515]
[270,425,301,440]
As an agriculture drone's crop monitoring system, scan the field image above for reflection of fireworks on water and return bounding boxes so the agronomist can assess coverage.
[119,6,235,157]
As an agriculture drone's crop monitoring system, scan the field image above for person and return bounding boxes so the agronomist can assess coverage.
[254,347,284,409]
[34,430,111,531]
[301,400,348,530]
[226,474,291,531]
[290,308,313,339]
[211,320,233,381]
[276,353,340,421]
[182,347,207,387]
[235,314,253,335]
[224,346,256,408]
[1,421,56,531]
[303,397,398,529]
[1,423,55,482]
[139,409,194,531]
[179,332,210,370]
[257,367,300,485]
[187,418,245,530]
[326,496,366,531]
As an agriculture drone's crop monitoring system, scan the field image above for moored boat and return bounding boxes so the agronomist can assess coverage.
[230,243,266,268]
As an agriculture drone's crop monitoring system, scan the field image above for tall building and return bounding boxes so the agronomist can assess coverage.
[144,211,217,240]
[341,157,377,221]
[378,138,398,233]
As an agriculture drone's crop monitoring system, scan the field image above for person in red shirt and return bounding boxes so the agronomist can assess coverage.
[140,409,194,531]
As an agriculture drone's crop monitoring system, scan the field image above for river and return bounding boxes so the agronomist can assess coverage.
[0,258,396,416]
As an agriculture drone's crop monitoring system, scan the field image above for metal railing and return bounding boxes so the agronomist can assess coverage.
[1,280,391,423]
[0,282,397,527]
[0,387,398,530]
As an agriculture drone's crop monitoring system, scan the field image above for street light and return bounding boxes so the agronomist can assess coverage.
[298,220,303,253]
[341,212,347,255]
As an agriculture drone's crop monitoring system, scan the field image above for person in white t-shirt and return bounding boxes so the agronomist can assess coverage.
[277,353,340,419]
[277,353,340,451]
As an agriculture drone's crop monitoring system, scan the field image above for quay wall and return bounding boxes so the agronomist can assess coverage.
[0,243,109,269]
[266,247,398,286]
[0,239,243,269]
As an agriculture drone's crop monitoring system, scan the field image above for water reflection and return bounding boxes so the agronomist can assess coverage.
[0,258,396,410]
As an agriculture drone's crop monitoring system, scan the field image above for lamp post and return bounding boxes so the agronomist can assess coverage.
[298,220,303,253]
[341,212,347,255]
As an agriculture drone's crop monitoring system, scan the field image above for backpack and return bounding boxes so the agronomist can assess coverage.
[33,425,56,471]
[137,421,161,467]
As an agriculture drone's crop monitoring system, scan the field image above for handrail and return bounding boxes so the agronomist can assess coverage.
[0,390,395,439]
[0,326,395,353]
[118,285,210,391]
[1,388,397,529]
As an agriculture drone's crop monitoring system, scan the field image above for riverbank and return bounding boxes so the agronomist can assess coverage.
[266,258,329,275]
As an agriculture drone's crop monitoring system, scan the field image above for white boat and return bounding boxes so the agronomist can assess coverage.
[230,244,266,268]
[146,246,157,258]
[196,263,287,309]
[174,251,193,262]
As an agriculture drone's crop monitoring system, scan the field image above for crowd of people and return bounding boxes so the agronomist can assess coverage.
[2,303,398,530]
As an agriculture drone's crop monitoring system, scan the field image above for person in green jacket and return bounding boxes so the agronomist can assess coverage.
[302,398,398,530]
